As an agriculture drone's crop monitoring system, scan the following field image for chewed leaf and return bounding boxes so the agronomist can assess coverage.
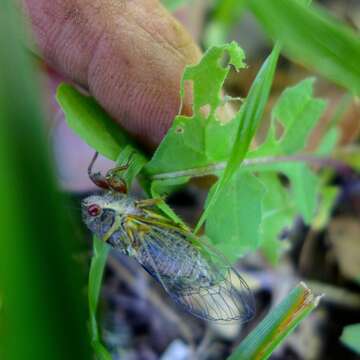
[180,41,246,114]
[145,42,246,176]
[196,45,280,234]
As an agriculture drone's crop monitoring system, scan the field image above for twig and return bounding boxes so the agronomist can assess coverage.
[151,154,353,181]
[193,326,215,360]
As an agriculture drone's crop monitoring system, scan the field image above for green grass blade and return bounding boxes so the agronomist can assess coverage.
[195,44,280,233]
[341,323,360,355]
[0,2,91,359]
[228,283,321,360]
[249,0,360,95]
[88,237,112,359]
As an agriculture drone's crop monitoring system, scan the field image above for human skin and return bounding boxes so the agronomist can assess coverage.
[23,0,202,149]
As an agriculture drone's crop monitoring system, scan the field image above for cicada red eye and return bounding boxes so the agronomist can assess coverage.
[88,204,101,217]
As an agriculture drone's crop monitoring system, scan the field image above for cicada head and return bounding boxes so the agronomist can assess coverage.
[81,192,129,239]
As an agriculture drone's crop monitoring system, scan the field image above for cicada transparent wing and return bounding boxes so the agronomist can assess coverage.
[126,215,255,322]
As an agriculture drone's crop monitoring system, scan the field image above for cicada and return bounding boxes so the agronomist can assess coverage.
[82,153,255,322]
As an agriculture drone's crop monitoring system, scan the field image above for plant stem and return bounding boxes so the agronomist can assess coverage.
[151,154,352,180]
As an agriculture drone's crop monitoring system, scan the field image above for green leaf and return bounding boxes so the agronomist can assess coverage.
[88,236,111,359]
[249,0,360,95]
[56,83,134,161]
[205,172,265,261]
[195,44,280,232]
[316,127,339,156]
[341,323,360,355]
[258,174,295,264]
[252,78,326,157]
[284,164,320,224]
[311,185,339,231]
[228,283,321,360]
[249,78,326,224]
[145,41,246,176]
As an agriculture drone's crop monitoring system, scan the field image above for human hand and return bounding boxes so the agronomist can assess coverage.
[23,0,201,190]
[23,0,201,147]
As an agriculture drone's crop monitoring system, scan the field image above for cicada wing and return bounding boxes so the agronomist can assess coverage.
[131,219,255,322]
[173,233,255,322]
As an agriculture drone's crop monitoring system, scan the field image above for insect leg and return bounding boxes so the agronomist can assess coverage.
[105,172,127,193]
[135,196,166,208]
[88,152,110,189]
[104,151,137,193]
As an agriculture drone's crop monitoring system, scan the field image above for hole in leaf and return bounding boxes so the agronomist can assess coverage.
[175,125,184,134]
[275,119,285,141]
[182,80,194,116]
[218,51,231,69]
[200,104,211,119]
[279,173,289,187]
[215,102,235,124]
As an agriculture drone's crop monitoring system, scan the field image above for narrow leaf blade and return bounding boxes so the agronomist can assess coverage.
[196,44,280,232]
[88,236,111,358]
[228,283,321,360]
[249,0,360,94]
[341,323,360,355]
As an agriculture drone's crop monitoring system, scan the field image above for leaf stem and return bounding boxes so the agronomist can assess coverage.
[150,154,352,180]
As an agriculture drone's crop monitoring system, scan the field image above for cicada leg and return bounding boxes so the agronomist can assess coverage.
[105,168,128,193]
[88,151,136,193]
[88,152,110,190]
[135,196,166,208]
[104,150,137,193]
[135,197,191,231]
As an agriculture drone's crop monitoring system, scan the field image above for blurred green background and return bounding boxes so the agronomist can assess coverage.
[0,2,90,359]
